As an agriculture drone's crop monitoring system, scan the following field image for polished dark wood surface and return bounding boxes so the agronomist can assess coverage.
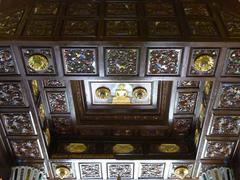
[0,0,239,179]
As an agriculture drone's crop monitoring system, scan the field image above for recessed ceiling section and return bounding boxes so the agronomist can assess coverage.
[71,80,172,125]
[72,80,172,112]
[90,82,153,105]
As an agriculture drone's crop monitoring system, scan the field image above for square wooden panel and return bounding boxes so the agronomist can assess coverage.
[105,20,138,37]
[79,163,102,179]
[9,139,43,159]
[62,47,98,75]
[63,20,98,37]
[107,163,134,179]
[66,1,99,17]
[105,2,137,17]
[147,20,181,37]
[21,47,57,75]
[209,116,240,136]
[145,1,175,17]
[187,48,220,76]
[223,48,240,76]
[0,112,36,135]
[139,163,165,179]
[52,116,72,135]
[146,48,182,75]
[0,9,24,36]
[187,20,218,37]
[216,83,240,109]
[173,117,193,135]
[52,162,76,179]
[203,140,236,159]
[0,81,27,107]
[46,91,69,113]
[23,19,56,36]
[175,92,198,114]
[220,12,240,37]
[32,1,59,15]
[105,48,139,75]
[0,47,18,74]
[182,2,210,17]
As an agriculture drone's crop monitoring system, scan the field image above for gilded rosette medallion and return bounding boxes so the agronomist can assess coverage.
[194,55,214,72]
[28,54,49,71]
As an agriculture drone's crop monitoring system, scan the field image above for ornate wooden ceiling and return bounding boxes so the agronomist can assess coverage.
[0,0,240,179]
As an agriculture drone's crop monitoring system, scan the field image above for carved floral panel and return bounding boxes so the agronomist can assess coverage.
[23,19,56,36]
[210,116,240,135]
[0,82,26,107]
[0,10,24,36]
[63,20,97,36]
[79,163,102,179]
[52,116,72,134]
[204,141,235,159]
[177,81,199,88]
[0,47,17,74]
[176,92,198,113]
[62,48,97,74]
[67,1,99,16]
[183,3,209,16]
[218,83,240,109]
[173,118,192,134]
[188,48,220,76]
[105,48,139,75]
[43,80,65,88]
[224,49,240,76]
[32,2,59,15]
[46,91,69,113]
[52,162,75,179]
[188,20,218,36]
[10,139,42,159]
[107,163,134,179]
[145,1,175,17]
[140,163,165,179]
[147,20,180,37]
[21,48,56,74]
[221,12,240,36]
[147,48,182,75]
[105,2,136,16]
[105,20,138,36]
[0,112,35,135]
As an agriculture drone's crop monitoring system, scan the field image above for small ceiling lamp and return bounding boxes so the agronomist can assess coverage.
[174,166,189,179]
[55,166,71,179]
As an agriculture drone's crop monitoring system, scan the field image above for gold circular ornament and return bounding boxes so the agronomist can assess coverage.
[158,144,180,153]
[28,54,49,71]
[95,87,111,99]
[174,166,189,179]
[55,166,71,179]
[194,55,214,72]
[132,87,148,99]
[113,144,134,154]
[65,143,87,153]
